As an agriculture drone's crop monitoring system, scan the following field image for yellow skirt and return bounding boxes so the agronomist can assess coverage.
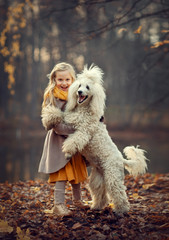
[48,153,88,184]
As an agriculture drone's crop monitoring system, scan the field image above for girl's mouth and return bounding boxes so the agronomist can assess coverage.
[61,87,68,91]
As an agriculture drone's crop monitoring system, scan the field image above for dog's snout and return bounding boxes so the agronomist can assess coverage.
[78,90,82,95]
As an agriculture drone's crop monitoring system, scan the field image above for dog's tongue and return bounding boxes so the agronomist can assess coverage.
[79,95,85,103]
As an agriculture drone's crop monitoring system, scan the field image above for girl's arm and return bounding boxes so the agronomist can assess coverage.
[52,98,75,136]
[53,122,74,136]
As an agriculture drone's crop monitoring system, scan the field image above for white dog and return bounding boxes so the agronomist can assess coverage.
[42,65,148,214]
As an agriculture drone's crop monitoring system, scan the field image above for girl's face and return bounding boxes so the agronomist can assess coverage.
[55,70,73,92]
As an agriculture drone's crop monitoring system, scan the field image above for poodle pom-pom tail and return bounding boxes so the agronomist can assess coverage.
[123,146,148,177]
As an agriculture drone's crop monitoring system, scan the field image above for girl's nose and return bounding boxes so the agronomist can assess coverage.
[62,80,67,85]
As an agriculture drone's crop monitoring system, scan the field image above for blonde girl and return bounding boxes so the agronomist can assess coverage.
[39,62,88,216]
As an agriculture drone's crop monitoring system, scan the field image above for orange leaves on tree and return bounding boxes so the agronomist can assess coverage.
[118,26,142,36]
[151,40,169,48]
[134,25,142,34]
[4,62,15,94]
[0,1,32,95]
[118,28,127,34]
[0,29,7,47]
[11,3,25,17]
[0,47,10,57]
[20,17,27,28]
[11,41,21,57]
[25,0,34,9]
[161,29,169,33]
[13,34,21,40]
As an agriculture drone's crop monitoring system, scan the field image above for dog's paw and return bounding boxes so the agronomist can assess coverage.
[114,205,130,215]
[41,106,63,129]
[62,144,68,154]
[65,153,72,160]
[62,140,74,153]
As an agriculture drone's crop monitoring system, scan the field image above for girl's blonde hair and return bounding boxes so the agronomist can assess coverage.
[42,62,76,108]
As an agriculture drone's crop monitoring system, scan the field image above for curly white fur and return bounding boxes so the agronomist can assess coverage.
[41,105,63,130]
[42,64,148,214]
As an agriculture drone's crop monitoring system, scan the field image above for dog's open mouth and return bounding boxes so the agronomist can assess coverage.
[78,95,88,104]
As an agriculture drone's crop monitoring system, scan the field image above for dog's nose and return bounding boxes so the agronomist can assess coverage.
[78,90,82,95]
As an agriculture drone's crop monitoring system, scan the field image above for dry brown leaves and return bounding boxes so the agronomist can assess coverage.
[0,173,169,240]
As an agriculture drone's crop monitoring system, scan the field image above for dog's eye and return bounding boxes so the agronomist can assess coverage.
[86,85,90,90]
[79,84,81,88]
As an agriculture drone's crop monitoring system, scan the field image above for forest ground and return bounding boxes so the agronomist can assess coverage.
[0,173,169,240]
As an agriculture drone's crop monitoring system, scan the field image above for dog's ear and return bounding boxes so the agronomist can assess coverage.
[66,81,79,111]
[90,83,106,118]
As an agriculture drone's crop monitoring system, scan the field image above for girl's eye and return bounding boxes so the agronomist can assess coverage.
[86,85,90,90]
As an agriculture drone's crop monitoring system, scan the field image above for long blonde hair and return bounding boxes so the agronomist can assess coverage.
[42,62,76,108]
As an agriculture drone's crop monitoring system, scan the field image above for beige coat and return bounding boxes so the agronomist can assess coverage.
[38,98,74,174]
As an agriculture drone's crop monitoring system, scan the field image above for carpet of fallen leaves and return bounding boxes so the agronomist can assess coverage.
[0,173,169,240]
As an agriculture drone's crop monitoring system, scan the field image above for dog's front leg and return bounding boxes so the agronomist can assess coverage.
[62,130,90,159]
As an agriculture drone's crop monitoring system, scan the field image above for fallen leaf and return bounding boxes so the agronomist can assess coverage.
[23,210,29,215]
[158,223,169,229]
[142,183,154,189]
[109,203,115,208]
[72,222,82,229]
[84,200,92,205]
[17,226,30,240]
[30,187,40,192]
[0,219,13,233]
[44,209,53,214]
[0,205,5,213]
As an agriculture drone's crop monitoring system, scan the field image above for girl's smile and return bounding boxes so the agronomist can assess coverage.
[55,71,73,92]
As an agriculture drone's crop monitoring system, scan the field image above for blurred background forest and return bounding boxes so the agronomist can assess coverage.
[0,0,169,183]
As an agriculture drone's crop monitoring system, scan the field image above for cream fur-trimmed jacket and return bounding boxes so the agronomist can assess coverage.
[38,98,74,174]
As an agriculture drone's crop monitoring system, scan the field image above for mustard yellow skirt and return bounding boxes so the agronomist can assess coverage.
[48,153,88,184]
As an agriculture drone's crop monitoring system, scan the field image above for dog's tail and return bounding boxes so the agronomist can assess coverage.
[123,146,148,177]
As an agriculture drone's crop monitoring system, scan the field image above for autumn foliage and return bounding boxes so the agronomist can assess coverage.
[0,1,33,95]
[0,173,168,239]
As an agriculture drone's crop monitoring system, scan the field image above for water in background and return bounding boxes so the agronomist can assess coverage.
[0,129,169,183]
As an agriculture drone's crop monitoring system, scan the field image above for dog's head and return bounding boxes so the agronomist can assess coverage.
[76,80,93,105]
[66,64,106,118]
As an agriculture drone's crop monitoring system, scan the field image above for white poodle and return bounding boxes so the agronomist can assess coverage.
[42,65,148,214]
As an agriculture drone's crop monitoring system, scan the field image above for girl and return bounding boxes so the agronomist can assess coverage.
[38,62,88,216]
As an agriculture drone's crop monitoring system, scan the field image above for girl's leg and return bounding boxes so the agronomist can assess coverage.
[71,183,81,201]
[71,183,85,208]
[54,181,66,204]
[53,181,72,215]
